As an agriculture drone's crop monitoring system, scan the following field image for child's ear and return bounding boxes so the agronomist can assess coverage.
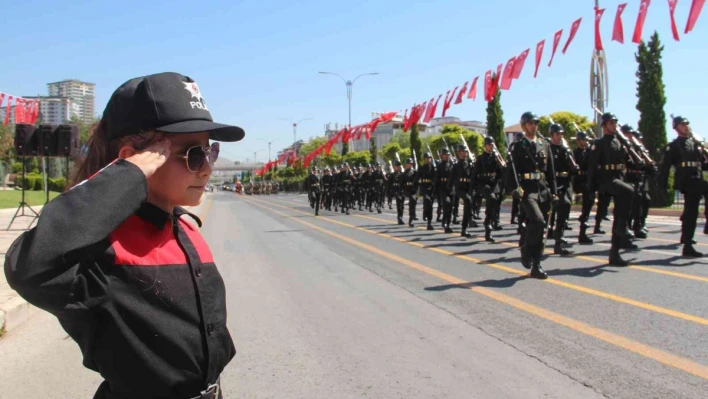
[118,144,137,159]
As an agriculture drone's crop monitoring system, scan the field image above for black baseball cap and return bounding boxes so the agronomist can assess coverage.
[102,72,245,142]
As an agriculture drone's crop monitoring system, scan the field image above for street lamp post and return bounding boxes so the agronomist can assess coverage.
[258,138,279,162]
[318,71,379,154]
[278,118,312,144]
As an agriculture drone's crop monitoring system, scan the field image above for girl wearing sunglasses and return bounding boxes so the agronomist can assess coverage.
[5,72,243,399]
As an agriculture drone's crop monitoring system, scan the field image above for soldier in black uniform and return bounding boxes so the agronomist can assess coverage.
[435,155,443,223]
[418,152,437,230]
[306,167,321,216]
[510,132,524,228]
[587,112,637,266]
[505,111,551,279]
[436,148,455,233]
[573,131,595,244]
[402,158,419,227]
[546,124,575,255]
[337,163,354,215]
[361,164,373,212]
[388,160,405,225]
[333,164,344,212]
[321,167,334,211]
[659,115,707,257]
[450,144,476,238]
[371,163,386,213]
[386,165,394,209]
[473,137,504,242]
[621,125,652,239]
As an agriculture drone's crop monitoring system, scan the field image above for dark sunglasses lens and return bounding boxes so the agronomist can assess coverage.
[210,142,220,166]
[187,146,208,171]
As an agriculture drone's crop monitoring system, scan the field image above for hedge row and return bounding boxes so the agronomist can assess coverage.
[16,174,67,192]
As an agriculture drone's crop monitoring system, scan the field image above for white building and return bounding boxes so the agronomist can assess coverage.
[47,79,95,124]
[0,104,17,125]
[24,96,80,125]
[426,116,488,137]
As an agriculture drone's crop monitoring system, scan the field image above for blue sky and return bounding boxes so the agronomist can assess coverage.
[0,0,705,162]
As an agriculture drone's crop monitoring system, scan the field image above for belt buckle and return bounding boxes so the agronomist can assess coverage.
[199,381,220,399]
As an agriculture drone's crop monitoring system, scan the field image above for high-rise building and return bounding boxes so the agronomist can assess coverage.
[47,79,95,124]
[23,96,80,125]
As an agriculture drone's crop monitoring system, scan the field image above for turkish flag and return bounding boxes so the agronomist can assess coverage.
[378,111,398,123]
[668,0,680,40]
[632,0,651,44]
[32,100,40,124]
[413,101,427,124]
[534,40,545,78]
[17,99,26,124]
[686,0,706,33]
[442,87,458,117]
[423,98,436,122]
[500,56,516,90]
[547,29,563,66]
[562,18,583,53]
[612,3,628,43]
[455,81,468,104]
[512,49,529,79]
[431,94,442,117]
[483,70,493,102]
[467,77,479,100]
[594,7,606,50]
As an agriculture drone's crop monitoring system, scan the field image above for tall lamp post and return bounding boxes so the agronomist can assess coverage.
[278,118,312,144]
[258,138,279,162]
[318,71,379,154]
[590,0,609,137]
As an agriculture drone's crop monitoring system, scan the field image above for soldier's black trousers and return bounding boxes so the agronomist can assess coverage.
[630,180,650,230]
[511,197,520,222]
[599,179,634,239]
[459,192,473,231]
[436,193,443,218]
[578,188,596,224]
[595,192,611,222]
[483,192,499,229]
[340,190,349,212]
[311,191,321,215]
[453,194,460,218]
[440,192,453,227]
[395,195,405,219]
[681,180,708,243]
[423,193,433,223]
[322,190,332,210]
[407,195,417,221]
[553,191,572,240]
[522,196,551,263]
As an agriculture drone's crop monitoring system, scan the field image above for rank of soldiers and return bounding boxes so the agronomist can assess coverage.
[303,112,707,280]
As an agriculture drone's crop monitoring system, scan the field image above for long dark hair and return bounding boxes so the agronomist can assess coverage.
[70,120,160,188]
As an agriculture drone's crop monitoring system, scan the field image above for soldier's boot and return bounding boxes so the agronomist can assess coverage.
[530,251,548,279]
[444,225,453,234]
[461,228,472,238]
[553,241,571,256]
[609,235,628,266]
[436,211,442,222]
[484,226,495,242]
[408,216,414,228]
[520,247,532,270]
[683,244,703,258]
[593,220,605,235]
[377,208,382,214]
[578,225,594,244]
[427,220,434,231]
[625,227,636,240]
[468,218,478,228]
[397,217,404,225]
[679,233,697,245]
[564,221,572,231]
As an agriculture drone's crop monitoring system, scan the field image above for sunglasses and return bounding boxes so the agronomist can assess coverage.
[173,142,220,172]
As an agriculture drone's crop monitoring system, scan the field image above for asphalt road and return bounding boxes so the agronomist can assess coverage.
[2,191,707,398]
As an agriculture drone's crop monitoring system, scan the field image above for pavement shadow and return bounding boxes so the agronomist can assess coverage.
[424,240,481,249]
[425,275,528,291]
[547,264,617,278]
[641,243,681,251]
[630,256,708,267]
[456,246,514,257]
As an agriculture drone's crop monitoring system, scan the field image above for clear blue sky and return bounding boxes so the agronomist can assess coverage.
[0,0,705,162]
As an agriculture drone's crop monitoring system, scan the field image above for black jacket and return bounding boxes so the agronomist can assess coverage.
[4,160,235,398]
[505,137,551,201]
[659,136,708,192]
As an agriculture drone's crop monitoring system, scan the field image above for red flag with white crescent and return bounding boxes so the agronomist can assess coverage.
[534,40,545,78]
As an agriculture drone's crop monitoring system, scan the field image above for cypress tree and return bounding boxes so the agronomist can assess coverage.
[369,137,378,164]
[409,122,421,163]
[486,87,506,155]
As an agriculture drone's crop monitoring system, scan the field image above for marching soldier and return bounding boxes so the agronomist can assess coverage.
[472,137,504,242]
[573,131,595,244]
[546,124,575,255]
[386,164,394,210]
[450,145,475,238]
[436,148,455,233]
[621,125,651,239]
[402,158,419,227]
[418,152,437,230]
[306,167,321,216]
[388,160,405,225]
[510,132,524,229]
[321,167,334,211]
[361,164,373,211]
[371,163,387,213]
[505,111,551,279]
[336,163,353,215]
[659,115,708,257]
[587,112,637,266]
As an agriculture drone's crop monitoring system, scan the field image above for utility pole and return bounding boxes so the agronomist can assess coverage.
[278,118,312,144]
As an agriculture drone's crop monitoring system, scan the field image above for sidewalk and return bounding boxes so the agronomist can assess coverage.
[0,196,208,337]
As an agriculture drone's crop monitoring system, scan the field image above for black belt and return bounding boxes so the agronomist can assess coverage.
[555,172,569,177]
[459,178,470,182]
[520,172,543,180]
[603,164,625,170]
[440,178,448,182]
[681,161,701,167]
[421,179,433,183]
[104,379,220,399]
[576,171,585,175]
[406,182,414,186]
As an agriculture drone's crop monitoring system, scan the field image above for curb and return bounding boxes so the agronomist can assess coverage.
[0,200,206,338]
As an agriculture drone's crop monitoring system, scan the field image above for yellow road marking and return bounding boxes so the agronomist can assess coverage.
[255,196,708,325]
[244,197,708,380]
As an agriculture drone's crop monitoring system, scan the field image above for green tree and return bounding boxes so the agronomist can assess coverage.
[485,87,506,155]
[636,32,670,207]
[369,137,377,164]
[425,125,484,158]
[390,130,411,149]
[380,142,402,163]
[298,136,327,156]
[538,112,595,149]
[409,123,421,163]
[343,150,371,167]
[323,152,342,168]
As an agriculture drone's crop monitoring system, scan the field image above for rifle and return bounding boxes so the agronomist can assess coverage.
[442,136,457,162]
[395,152,401,165]
[671,113,708,163]
[549,117,579,172]
[412,149,419,171]
[593,107,645,166]
[506,150,524,199]
[459,133,473,162]
[388,159,394,173]
[573,122,595,140]
[426,143,437,164]
[543,118,559,203]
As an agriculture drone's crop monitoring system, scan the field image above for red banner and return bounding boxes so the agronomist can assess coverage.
[547,29,563,67]
[668,0,680,41]
[534,40,545,78]
[612,3,627,43]
[4,96,13,125]
[500,56,516,90]
[454,81,468,104]
[632,0,651,44]
[595,7,606,50]
[685,0,706,33]
[512,48,529,79]
[562,18,583,54]
[467,77,479,99]
[442,86,458,117]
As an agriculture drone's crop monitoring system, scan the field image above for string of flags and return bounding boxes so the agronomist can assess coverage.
[0,92,40,125]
